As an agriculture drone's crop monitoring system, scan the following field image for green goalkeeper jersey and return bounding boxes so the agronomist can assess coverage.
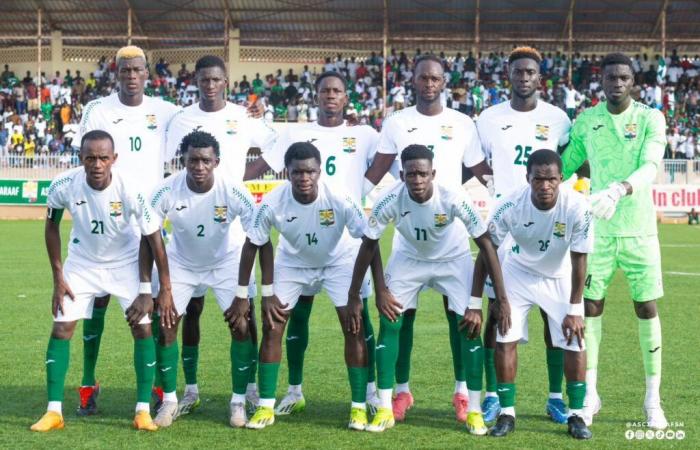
[562,101,666,237]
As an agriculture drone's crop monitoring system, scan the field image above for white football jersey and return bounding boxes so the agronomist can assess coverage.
[262,121,378,205]
[247,181,366,268]
[165,102,277,182]
[376,106,483,189]
[488,185,593,278]
[477,101,570,198]
[47,167,159,268]
[149,169,255,270]
[77,93,180,196]
[367,181,487,261]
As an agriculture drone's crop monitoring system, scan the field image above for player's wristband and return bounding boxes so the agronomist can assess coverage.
[468,296,483,310]
[235,285,248,299]
[261,284,274,297]
[138,282,151,295]
[568,302,584,317]
[362,178,376,196]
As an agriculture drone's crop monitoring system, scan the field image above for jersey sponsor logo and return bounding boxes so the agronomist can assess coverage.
[649,346,661,353]
[319,208,335,226]
[109,201,123,217]
[535,124,550,141]
[592,124,604,131]
[307,138,318,143]
[175,205,187,211]
[407,127,418,133]
[194,125,203,131]
[501,125,512,131]
[213,205,228,223]
[523,221,535,227]
[553,221,566,238]
[75,200,87,206]
[624,123,637,140]
[225,119,238,135]
[440,125,453,140]
[342,137,356,153]
[146,114,157,131]
[434,213,448,228]
[286,216,298,222]
[112,118,123,124]
[400,211,411,217]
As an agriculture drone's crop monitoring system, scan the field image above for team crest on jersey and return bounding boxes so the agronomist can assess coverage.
[342,137,357,153]
[225,119,238,135]
[109,201,123,217]
[319,209,335,226]
[624,123,637,140]
[440,125,453,140]
[535,124,550,141]
[434,213,448,228]
[553,221,566,238]
[213,206,227,223]
[146,114,157,130]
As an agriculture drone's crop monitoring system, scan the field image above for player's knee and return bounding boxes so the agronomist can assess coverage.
[230,325,251,342]
[633,300,658,319]
[131,323,152,340]
[93,294,110,308]
[584,298,605,317]
[51,321,77,339]
[185,297,204,318]
[158,324,178,346]
[379,314,402,334]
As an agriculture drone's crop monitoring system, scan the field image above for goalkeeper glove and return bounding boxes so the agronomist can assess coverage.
[590,182,627,220]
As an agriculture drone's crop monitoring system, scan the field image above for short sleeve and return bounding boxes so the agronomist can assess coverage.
[230,183,256,232]
[342,195,368,239]
[149,183,171,224]
[486,198,514,246]
[475,115,493,160]
[249,118,278,154]
[570,198,594,254]
[46,173,72,209]
[462,117,486,168]
[131,192,161,236]
[261,126,291,173]
[557,114,572,147]
[375,115,400,155]
[452,190,487,238]
[366,187,397,240]
[164,110,187,161]
[247,201,274,246]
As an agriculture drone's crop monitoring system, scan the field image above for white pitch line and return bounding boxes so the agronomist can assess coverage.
[662,244,700,248]
[664,271,700,276]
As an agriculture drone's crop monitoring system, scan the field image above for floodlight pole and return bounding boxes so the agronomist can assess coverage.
[567,0,574,82]
[127,8,132,45]
[661,7,666,59]
[475,0,480,81]
[37,8,42,82]
[382,0,388,118]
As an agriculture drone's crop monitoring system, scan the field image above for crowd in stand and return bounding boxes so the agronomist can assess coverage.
[2,48,700,168]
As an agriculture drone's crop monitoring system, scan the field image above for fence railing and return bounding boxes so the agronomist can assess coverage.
[0,152,287,181]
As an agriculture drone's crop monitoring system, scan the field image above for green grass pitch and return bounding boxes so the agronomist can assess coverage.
[0,221,696,449]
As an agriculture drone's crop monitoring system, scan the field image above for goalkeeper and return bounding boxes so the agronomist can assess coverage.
[561,52,667,430]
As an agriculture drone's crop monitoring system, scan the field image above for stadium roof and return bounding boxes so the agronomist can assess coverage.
[2,0,700,52]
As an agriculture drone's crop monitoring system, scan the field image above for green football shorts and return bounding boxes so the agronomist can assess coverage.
[584,235,664,302]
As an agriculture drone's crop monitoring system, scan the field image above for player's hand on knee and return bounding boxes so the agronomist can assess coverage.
[493,301,511,336]
[346,294,363,335]
[158,290,177,329]
[376,287,402,322]
[126,293,153,328]
[562,315,585,349]
[52,277,74,317]
[262,295,288,330]
[224,297,250,334]
[460,308,483,339]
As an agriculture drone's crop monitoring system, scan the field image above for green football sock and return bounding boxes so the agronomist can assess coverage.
[258,362,280,400]
[458,320,483,391]
[286,300,312,385]
[566,381,586,410]
[231,338,253,395]
[497,382,516,408]
[395,312,414,384]
[248,339,258,384]
[447,310,466,382]
[546,348,564,394]
[181,345,199,385]
[46,337,70,402]
[151,312,162,388]
[81,306,106,386]
[638,316,662,377]
[484,347,498,393]
[347,366,369,403]
[585,316,602,370]
[377,314,403,389]
[134,338,156,403]
[157,342,178,393]
[362,297,376,383]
